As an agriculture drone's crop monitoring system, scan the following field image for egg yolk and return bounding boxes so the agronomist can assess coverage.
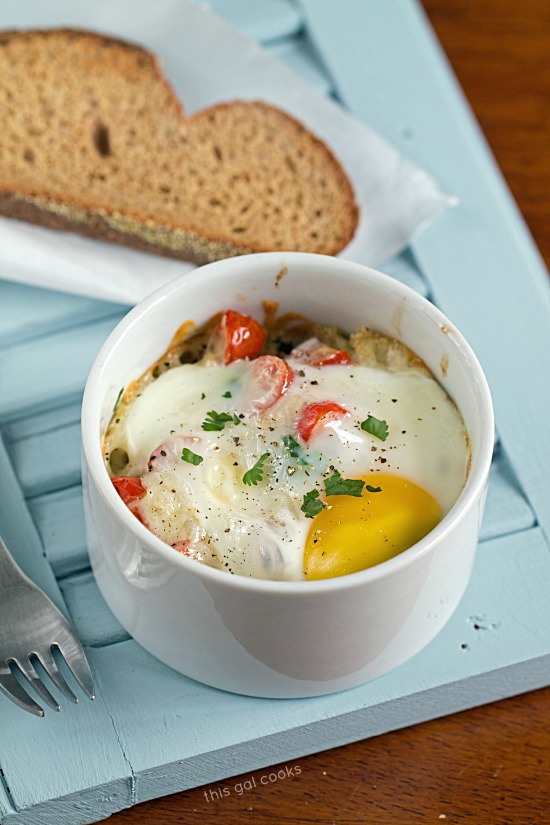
[304,474,441,580]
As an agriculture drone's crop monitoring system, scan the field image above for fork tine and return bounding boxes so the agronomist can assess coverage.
[53,642,95,700]
[0,670,44,717]
[14,658,60,712]
[37,649,78,703]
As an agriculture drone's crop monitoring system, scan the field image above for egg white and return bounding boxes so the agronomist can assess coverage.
[111,358,469,580]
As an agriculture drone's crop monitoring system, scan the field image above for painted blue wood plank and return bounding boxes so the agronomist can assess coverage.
[0,315,125,424]
[59,572,130,648]
[0,281,127,349]
[27,486,90,577]
[1,401,82,445]
[205,0,303,43]
[380,248,430,297]
[298,0,550,543]
[0,674,133,825]
[0,784,15,825]
[268,35,333,95]
[7,421,82,499]
[87,527,549,806]
[480,447,535,541]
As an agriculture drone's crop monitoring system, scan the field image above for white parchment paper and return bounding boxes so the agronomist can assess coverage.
[0,0,456,304]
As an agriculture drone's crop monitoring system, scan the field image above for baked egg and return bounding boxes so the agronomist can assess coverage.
[104,309,470,581]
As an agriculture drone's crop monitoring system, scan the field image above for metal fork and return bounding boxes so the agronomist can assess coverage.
[0,536,95,716]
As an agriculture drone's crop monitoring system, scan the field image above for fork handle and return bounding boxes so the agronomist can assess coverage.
[0,536,36,591]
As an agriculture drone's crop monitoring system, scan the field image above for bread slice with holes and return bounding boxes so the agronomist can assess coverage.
[0,28,359,263]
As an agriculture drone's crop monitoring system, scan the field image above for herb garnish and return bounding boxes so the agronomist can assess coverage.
[283,434,300,457]
[301,489,326,518]
[222,391,232,398]
[113,386,124,413]
[366,484,382,493]
[202,410,235,431]
[361,415,389,442]
[324,469,365,497]
[283,434,311,466]
[181,448,203,466]
[242,453,270,486]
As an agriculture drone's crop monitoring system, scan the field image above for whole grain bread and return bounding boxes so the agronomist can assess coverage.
[0,28,359,263]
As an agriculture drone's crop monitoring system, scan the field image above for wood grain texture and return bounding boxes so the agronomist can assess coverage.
[105,1,550,822]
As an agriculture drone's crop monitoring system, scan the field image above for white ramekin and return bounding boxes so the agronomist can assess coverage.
[81,252,494,698]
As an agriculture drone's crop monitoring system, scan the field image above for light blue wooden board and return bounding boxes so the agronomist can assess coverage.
[299,0,550,542]
[376,248,430,297]
[269,35,333,95]
[0,782,14,824]
[7,422,82,499]
[59,573,130,649]
[205,0,303,43]
[479,447,534,541]
[0,282,127,349]
[27,487,89,578]
[0,316,124,424]
[0,684,133,825]
[1,401,82,445]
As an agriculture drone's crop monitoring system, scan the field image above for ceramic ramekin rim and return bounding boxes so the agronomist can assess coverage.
[81,252,495,595]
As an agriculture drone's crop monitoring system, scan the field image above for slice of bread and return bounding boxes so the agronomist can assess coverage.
[0,28,359,263]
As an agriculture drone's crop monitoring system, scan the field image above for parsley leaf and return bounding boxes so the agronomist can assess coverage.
[361,415,389,442]
[232,413,241,426]
[181,447,203,466]
[243,453,270,486]
[202,410,234,431]
[113,386,124,413]
[324,469,365,497]
[222,391,232,398]
[283,434,300,457]
[283,434,311,466]
[366,484,382,493]
[301,489,325,518]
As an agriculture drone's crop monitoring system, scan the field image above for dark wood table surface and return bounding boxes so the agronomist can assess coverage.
[110,1,550,822]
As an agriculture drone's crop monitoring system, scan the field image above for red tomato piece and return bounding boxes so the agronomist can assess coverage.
[246,355,294,411]
[290,337,353,367]
[222,310,266,364]
[310,349,353,367]
[297,401,349,443]
[111,476,147,505]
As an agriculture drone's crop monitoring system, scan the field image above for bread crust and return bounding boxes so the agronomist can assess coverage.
[0,192,254,264]
[0,28,359,263]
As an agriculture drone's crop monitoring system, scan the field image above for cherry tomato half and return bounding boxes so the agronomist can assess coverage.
[111,476,147,505]
[290,337,353,367]
[246,355,294,411]
[310,349,353,367]
[297,401,349,443]
[222,310,266,364]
